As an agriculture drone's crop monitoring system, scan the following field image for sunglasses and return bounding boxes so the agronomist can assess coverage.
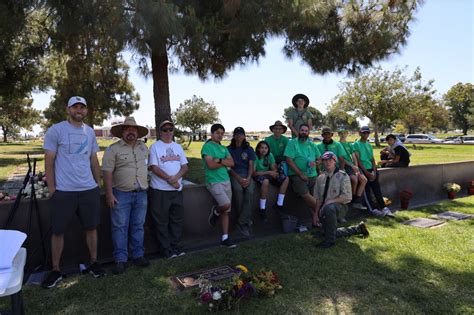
[161,128,174,132]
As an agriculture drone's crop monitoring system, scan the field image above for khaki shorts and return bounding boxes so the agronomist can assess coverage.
[206,181,232,212]
[290,175,316,196]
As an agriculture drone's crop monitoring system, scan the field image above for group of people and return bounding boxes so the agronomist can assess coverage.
[40,94,408,289]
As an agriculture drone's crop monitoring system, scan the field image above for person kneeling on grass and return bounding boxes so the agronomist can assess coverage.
[314,152,370,249]
[253,141,289,221]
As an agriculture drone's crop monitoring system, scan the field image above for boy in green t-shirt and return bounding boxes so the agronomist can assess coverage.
[352,126,394,218]
[201,123,237,248]
[265,120,290,163]
[284,124,321,227]
[337,129,367,210]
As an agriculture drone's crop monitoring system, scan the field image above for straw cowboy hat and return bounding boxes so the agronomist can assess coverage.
[269,120,288,133]
[110,117,149,138]
[291,93,310,108]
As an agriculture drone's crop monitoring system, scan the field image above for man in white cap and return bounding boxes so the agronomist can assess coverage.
[314,151,369,248]
[42,96,104,288]
[102,117,150,274]
[148,120,189,259]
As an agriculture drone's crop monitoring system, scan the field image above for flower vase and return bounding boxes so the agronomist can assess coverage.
[400,199,410,209]
[448,191,456,199]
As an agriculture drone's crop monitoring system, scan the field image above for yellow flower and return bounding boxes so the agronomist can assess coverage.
[235,264,249,273]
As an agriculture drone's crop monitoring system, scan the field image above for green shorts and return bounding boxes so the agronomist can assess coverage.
[290,175,316,196]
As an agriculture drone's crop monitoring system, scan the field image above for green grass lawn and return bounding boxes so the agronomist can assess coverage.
[1,139,473,185]
[1,196,472,313]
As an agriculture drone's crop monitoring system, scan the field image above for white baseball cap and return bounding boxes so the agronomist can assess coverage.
[67,96,87,107]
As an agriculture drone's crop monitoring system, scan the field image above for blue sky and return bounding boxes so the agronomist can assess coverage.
[33,0,473,132]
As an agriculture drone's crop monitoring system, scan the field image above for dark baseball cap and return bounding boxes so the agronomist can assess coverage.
[322,127,333,134]
[360,126,370,133]
[233,127,245,135]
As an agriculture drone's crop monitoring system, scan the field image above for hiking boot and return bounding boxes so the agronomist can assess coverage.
[318,241,335,249]
[237,224,251,238]
[112,262,126,275]
[357,221,370,237]
[88,262,106,278]
[208,205,220,227]
[41,270,63,289]
[351,196,367,210]
[221,238,237,249]
[382,207,395,217]
[133,256,150,267]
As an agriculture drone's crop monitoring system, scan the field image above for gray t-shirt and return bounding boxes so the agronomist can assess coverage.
[43,121,99,191]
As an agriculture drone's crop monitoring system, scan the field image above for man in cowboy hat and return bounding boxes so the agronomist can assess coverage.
[42,96,104,288]
[148,120,189,259]
[265,120,290,207]
[102,117,150,274]
[314,152,370,248]
[287,93,313,138]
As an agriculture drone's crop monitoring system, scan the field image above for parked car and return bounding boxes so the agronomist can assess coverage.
[405,134,443,144]
[461,136,474,144]
[313,136,323,142]
[443,136,463,144]
[380,133,406,143]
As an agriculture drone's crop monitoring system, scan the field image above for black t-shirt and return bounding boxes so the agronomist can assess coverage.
[394,146,410,166]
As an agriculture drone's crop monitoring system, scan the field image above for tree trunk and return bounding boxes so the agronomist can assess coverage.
[151,44,171,140]
[463,125,468,135]
[373,123,381,147]
[1,125,7,142]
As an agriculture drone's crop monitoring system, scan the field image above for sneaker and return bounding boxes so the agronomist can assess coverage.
[297,224,308,233]
[208,205,220,227]
[357,221,370,237]
[165,249,178,259]
[237,224,251,238]
[112,262,126,275]
[382,207,395,217]
[41,270,63,289]
[351,202,367,210]
[133,256,150,267]
[88,262,106,278]
[221,238,237,249]
[371,209,385,217]
[259,209,267,222]
[318,241,335,249]
[172,247,186,257]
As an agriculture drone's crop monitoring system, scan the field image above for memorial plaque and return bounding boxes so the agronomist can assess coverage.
[433,211,473,221]
[174,265,237,289]
[403,218,445,228]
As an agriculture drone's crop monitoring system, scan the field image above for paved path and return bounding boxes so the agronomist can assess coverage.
[0,166,29,196]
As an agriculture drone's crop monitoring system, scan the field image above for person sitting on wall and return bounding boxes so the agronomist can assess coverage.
[379,134,411,168]
[284,123,321,227]
[253,141,289,221]
[314,152,370,248]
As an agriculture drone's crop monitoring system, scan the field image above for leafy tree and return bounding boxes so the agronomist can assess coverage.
[324,102,359,132]
[0,98,41,142]
[444,83,473,135]
[43,0,139,128]
[335,67,435,146]
[283,106,324,130]
[0,2,50,141]
[124,0,419,132]
[174,95,219,134]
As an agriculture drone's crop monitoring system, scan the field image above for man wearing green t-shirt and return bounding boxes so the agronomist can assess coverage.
[287,94,313,138]
[265,121,290,163]
[284,124,321,227]
[352,126,394,218]
[338,129,367,210]
[201,124,237,248]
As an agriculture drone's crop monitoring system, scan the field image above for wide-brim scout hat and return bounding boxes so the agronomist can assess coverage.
[292,93,310,108]
[111,117,149,138]
[269,120,288,133]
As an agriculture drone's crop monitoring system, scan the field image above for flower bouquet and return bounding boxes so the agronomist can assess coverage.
[443,182,461,199]
[23,173,49,199]
[197,264,282,312]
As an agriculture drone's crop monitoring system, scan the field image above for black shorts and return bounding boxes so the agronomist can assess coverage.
[253,174,286,187]
[50,187,101,234]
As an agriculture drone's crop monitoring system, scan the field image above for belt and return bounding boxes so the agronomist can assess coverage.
[130,188,147,193]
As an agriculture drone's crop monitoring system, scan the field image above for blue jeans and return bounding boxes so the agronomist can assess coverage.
[110,189,147,262]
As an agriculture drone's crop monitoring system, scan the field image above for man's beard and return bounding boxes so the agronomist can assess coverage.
[298,134,308,141]
[125,133,137,141]
[70,114,84,122]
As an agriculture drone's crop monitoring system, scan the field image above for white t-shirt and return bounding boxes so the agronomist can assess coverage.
[148,140,188,191]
